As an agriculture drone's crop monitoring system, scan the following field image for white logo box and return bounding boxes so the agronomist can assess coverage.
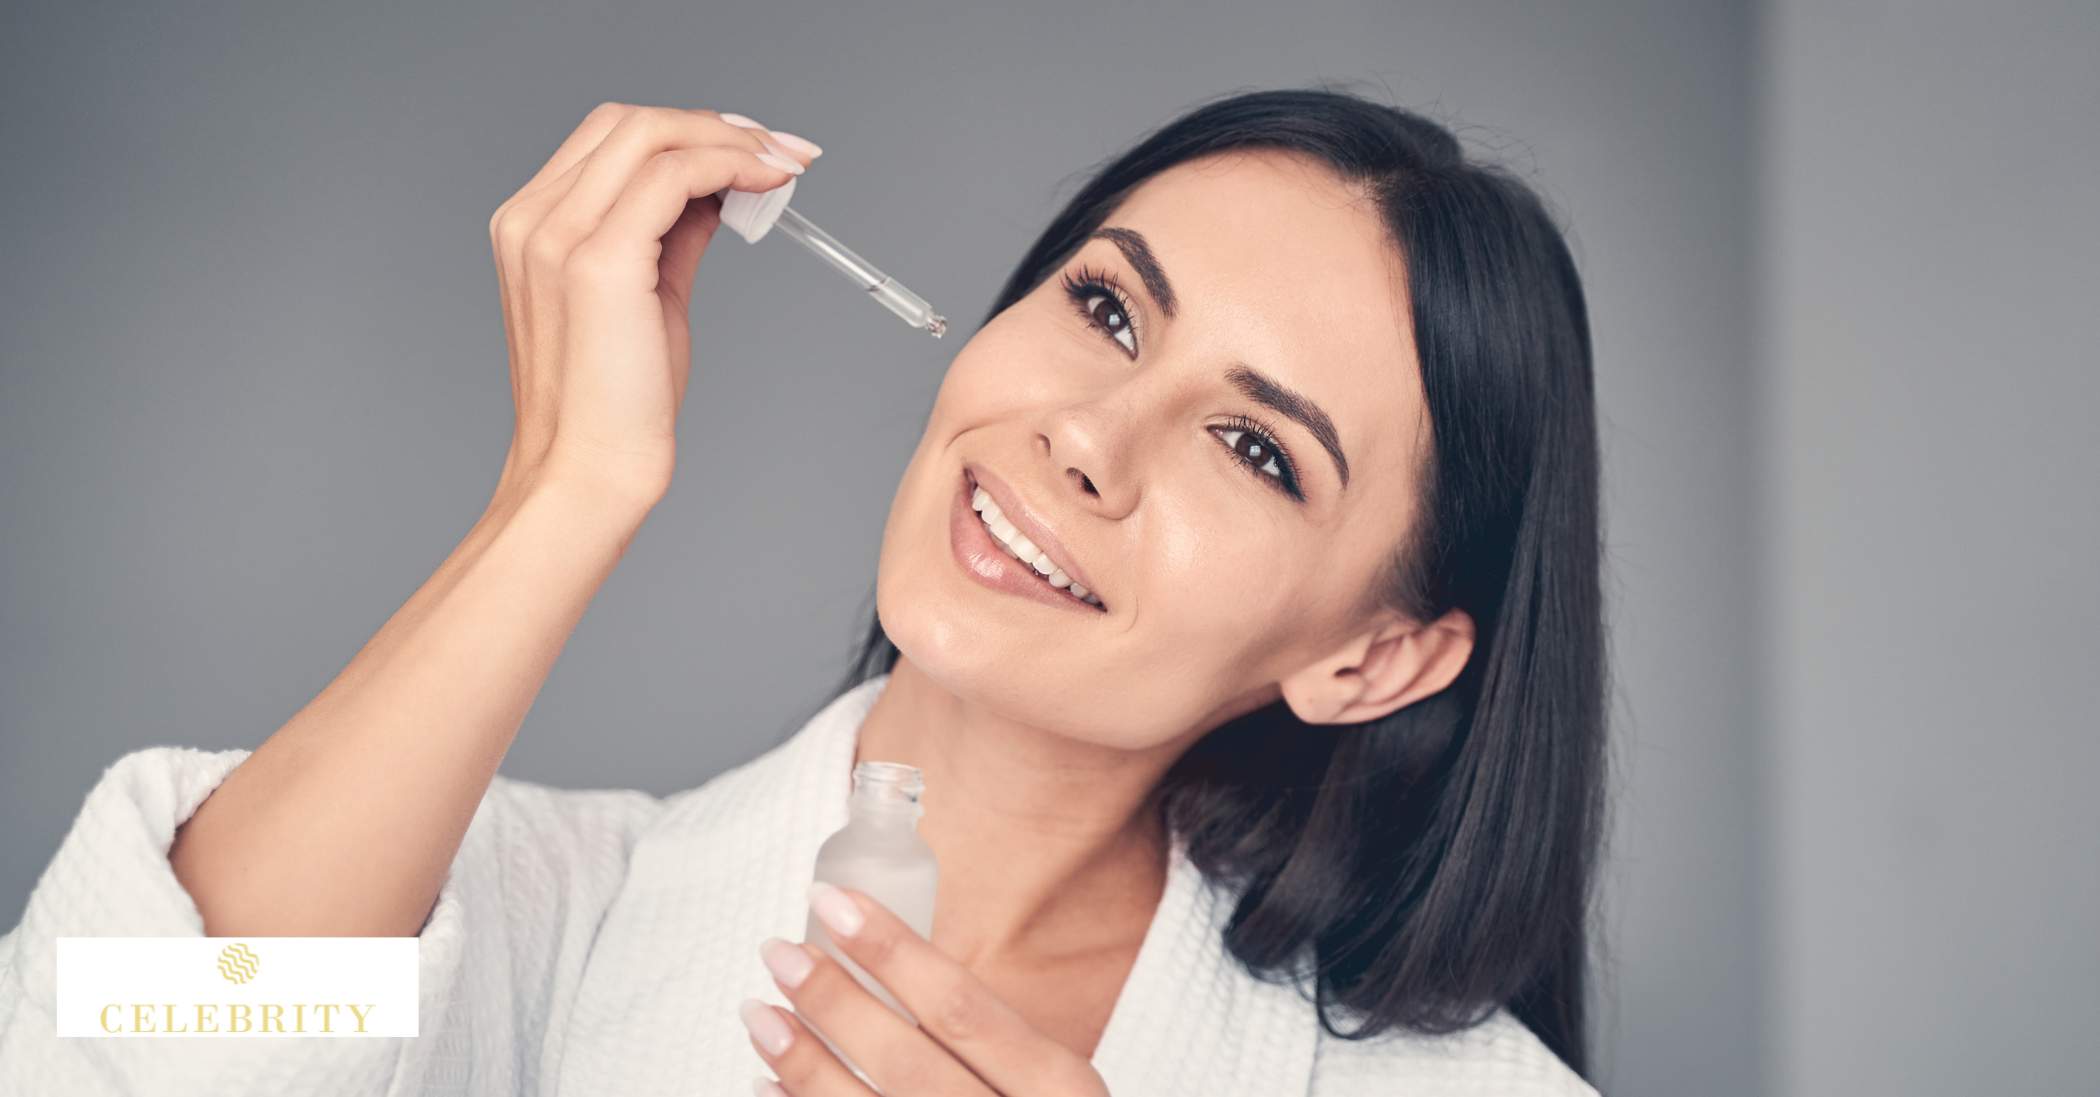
[56,937,420,1037]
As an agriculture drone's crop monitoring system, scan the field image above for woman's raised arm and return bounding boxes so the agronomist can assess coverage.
[164,103,817,937]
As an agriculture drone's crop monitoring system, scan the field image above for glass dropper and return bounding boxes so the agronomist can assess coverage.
[770,205,947,338]
[714,177,947,338]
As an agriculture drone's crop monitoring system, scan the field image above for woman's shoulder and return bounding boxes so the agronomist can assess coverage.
[1309,1005,1600,1097]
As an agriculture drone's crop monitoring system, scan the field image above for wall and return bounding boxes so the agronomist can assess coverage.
[1758,2,2099,1093]
[1,4,1768,1094]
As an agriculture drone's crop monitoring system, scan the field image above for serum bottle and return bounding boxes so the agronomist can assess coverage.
[804,761,939,1088]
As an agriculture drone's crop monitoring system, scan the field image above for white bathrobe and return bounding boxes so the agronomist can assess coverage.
[0,672,1598,1096]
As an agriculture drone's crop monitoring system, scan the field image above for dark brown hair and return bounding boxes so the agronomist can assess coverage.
[818,82,1608,1081]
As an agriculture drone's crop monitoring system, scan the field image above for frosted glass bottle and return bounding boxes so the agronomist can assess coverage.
[803,761,939,1090]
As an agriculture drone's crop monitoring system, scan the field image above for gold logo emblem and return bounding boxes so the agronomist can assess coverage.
[216,942,260,985]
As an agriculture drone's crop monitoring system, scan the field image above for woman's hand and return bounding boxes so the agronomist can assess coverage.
[743,883,1114,1096]
[484,102,819,511]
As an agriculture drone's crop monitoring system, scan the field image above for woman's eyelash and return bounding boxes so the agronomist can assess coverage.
[1213,415,1304,500]
[1059,264,1141,355]
[1058,262,1304,502]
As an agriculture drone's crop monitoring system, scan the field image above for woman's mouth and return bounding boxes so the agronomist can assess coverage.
[949,466,1108,613]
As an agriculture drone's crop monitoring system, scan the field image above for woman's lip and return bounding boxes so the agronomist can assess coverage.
[951,467,1107,614]
[960,463,1106,604]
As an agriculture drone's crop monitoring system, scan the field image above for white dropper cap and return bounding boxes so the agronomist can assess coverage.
[715,178,798,244]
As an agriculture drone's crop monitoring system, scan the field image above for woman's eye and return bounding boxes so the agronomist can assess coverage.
[1059,265,1297,504]
[1080,292,1137,355]
[1060,268,1140,357]
[1213,423,1301,499]
[1217,426,1284,481]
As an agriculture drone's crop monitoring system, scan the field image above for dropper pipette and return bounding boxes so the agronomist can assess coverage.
[772,205,947,338]
[714,178,947,338]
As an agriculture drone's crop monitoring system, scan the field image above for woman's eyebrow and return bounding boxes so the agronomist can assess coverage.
[1089,225,1351,492]
[1227,364,1351,491]
[1088,226,1177,320]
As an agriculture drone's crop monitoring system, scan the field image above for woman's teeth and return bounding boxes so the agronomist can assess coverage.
[970,484,1105,608]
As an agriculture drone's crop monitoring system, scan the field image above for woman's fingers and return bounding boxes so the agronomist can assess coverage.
[530,107,775,277]
[578,144,799,296]
[717,111,825,160]
[784,886,1105,1097]
[658,195,721,312]
[651,115,819,311]
[480,101,822,504]
[742,1000,884,1096]
[549,143,803,479]
[516,100,631,198]
[744,979,991,1096]
[751,933,995,1092]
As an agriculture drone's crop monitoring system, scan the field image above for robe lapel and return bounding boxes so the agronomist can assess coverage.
[1083,833,1319,1096]
[553,674,1317,1096]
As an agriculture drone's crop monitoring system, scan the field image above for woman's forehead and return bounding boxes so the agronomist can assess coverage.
[1118,151,1385,260]
[1106,152,1409,340]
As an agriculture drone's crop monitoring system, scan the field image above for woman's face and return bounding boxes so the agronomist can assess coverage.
[874,148,1439,749]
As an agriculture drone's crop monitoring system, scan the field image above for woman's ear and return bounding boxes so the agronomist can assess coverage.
[1277,607,1475,726]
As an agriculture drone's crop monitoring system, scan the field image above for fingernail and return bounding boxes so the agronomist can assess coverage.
[767,130,823,158]
[753,1077,788,1097]
[809,880,864,938]
[755,150,804,175]
[739,998,794,1056]
[719,111,766,129]
[760,937,813,988]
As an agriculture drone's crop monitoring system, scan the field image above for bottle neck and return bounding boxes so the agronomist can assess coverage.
[849,798,923,828]
[850,760,924,827]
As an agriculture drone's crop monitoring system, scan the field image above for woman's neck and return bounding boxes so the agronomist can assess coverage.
[851,655,1183,968]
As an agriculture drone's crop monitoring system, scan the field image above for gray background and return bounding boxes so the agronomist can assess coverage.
[2,2,2092,1095]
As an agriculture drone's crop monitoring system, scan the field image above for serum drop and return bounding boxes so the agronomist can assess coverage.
[804,761,939,1088]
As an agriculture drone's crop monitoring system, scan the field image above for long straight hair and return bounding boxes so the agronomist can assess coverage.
[820,84,1608,1080]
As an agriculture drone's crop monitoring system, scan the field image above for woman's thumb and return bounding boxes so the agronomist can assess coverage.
[658,195,724,307]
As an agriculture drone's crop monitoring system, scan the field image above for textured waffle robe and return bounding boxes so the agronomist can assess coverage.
[0,672,1598,1096]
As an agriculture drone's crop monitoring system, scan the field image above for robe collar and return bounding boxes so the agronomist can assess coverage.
[557,672,1319,1095]
[746,673,1319,1094]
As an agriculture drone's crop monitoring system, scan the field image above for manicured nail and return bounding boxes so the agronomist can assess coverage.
[760,937,813,988]
[767,130,823,158]
[719,111,766,129]
[757,136,794,160]
[753,1078,787,1097]
[756,151,803,175]
[809,880,864,938]
[739,997,794,1056]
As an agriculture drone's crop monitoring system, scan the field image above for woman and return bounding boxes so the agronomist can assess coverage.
[0,85,1606,1096]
